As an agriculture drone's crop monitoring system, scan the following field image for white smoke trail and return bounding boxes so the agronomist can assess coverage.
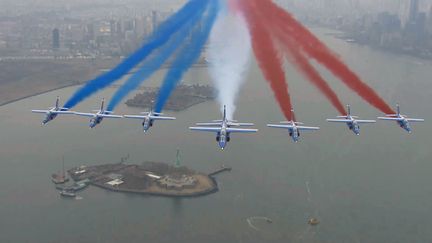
[208,10,252,120]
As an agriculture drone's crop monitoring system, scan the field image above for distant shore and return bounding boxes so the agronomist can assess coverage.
[0,82,80,108]
[0,58,117,108]
[0,59,208,108]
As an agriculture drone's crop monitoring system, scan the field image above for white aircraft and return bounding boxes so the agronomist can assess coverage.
[378,104,424,133]
[267,110,320,143]
[32,96,74,125]
[189,106,258,150]
[123,109,176,132]
[327,105,376,135]
[74,99,122,128]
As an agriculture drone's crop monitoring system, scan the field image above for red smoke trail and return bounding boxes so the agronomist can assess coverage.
[241,0,345,115]
[262,18,347,115]
[282,41,347,115]
[237,0,293,120]
[254,0,394,114]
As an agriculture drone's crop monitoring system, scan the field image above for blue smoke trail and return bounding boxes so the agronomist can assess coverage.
[64,0,208,109]
[155,0,220,113]
[106,5,208,111]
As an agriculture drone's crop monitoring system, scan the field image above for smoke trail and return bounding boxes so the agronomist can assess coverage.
[257,0,394,114]
[275,33,347,115]
[155,0,219,113]
[247,1,346,115]
[208,8,251,120]
[238,0,293,120]
[107,6,207,111]
[64,0,207,109]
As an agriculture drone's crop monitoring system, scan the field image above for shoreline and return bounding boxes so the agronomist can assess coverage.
[0,82,81,108]
[0,64,208,108]
[67,162,230,198]
[90,176,220,198]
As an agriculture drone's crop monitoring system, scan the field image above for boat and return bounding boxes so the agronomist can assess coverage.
[52,174,69,184]
[308,218,320,226]
[60,190,76,198]
[56,179,90,192]
[51,156,69,184]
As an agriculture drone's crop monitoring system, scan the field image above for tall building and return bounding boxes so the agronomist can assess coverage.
[400,0,419,28]
[52,28,60,49]
[152,11,160,31]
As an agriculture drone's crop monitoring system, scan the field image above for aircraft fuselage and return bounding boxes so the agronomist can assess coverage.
[43,110,58,124]
[216,124,230,150]
[346,118,360,135]
[287,124,301,143]
[90,114,104,128]
[397,117,412,133]
[142,117,154,132]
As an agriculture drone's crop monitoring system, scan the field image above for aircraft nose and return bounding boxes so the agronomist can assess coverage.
[219,142,226,149]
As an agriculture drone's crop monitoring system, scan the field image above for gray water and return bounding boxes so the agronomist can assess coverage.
[0,29,431,243]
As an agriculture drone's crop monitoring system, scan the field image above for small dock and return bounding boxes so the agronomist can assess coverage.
[208,165,232,177]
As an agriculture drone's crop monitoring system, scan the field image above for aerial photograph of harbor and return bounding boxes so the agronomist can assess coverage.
[0,0,431,242]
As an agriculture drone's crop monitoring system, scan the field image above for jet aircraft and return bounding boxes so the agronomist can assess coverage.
[189,106,258,150]
[123,109,176,132]
[327,105,376,135]
[267,110,320,143]
[31,96,73,125]
[378,104,424,133]
[74,99,122,128]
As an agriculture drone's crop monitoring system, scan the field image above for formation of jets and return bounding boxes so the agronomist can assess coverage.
[32,97,175,131]
[32,96,425,149]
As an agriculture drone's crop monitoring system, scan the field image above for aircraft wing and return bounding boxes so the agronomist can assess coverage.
[51,110,74,114]
[123,115,146,119]
[32,110,49,114]
[267,124,294,129]
[149,115,176,121]
[226,128,258,133]
[378,117,404,121]
[189,127,221,133]
[356,120,376,124]
[229,122,255,126]
[99,114,122,119]
[195,122,222,126]
[297,126,320,131]
[75,112,96,118]
[327,119,352,123]
[406,118,425,122]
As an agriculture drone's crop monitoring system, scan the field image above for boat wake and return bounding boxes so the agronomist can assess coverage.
[246,216,272,231]
[305,181,312,202]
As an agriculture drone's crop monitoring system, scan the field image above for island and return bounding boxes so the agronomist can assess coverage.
[67,161,230,197]
[125,84,216,111]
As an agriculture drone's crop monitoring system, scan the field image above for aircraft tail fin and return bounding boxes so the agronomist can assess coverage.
[100,98,105,111]
[291,109,296,122]
[55,96,59,109]
[347,104,351,116]
[223,105,226,121]
[397,103,400,116]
